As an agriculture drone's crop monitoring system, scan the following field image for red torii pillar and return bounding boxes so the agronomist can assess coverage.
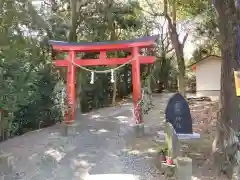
[49,35,158,125]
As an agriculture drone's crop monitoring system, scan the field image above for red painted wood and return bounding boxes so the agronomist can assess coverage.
[51,41,155,52]
[65,51,76,124]
[132,47,142,124]
[53,56,155,67]
[192,64,196,71]
[99,51,106,60]
[50,36,158,124]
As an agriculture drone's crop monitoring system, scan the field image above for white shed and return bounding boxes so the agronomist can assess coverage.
[191,55,222,100]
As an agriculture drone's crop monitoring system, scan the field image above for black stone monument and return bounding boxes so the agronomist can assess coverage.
[165,93,193,134]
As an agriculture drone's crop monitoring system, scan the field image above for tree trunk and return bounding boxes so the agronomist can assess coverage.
[169,34,186,97]
[177,52,186,97]
[68,0,81,112]
[163,0,187,97]
[68,0,78,42]
[146,65,153,94]
[214,0,240,178]
[123,66,130,95]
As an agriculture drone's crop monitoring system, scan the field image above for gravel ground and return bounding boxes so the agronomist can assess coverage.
[0,93,221,180]
[0,93,172,180]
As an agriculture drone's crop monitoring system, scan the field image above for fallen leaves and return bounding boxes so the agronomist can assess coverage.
[190,100,219,134]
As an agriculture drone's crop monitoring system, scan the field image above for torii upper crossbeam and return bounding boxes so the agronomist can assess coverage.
[49,35,158,125]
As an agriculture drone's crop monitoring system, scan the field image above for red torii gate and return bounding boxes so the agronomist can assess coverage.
[49,35,158,125]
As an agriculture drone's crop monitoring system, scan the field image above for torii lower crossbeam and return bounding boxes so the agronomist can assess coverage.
[49,35,158,125]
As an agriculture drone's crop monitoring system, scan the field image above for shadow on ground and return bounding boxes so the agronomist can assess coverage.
[0,93,222,180]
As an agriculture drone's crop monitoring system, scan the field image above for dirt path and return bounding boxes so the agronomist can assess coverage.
[0,93,173,180]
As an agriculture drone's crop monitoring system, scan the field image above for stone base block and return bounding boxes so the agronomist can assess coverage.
[175,157,192,180]
[61,122,78,136]
[134,123,144,137]
[157,131,200,141]
[0,152,14,173]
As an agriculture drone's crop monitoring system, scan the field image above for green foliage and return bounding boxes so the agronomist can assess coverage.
[150,54,177,91]
[176,0,210,19]
[189,6,220,61]
[0,0,63,140]
[0,35,61,139]
[195,7,218,37]
[0,0,182,140]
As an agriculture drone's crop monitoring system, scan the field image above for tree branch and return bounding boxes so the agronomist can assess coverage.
[77,0,90,13]
[163,0,177,36]
[165,13,174,31]
[162,31,168,42]
[144,0,160,17]
[139,7,159,17]
[167,47,174,53]
[68,0,79,41]
[182,33,188,46]
[169,53,176,60]
[117,28,122,39]
[172,0,177,27]
[26,0,53,38]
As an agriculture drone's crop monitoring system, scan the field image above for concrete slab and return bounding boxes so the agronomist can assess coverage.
[157,131,201,141]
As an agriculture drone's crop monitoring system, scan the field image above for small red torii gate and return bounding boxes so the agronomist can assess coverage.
[49,35,158,125]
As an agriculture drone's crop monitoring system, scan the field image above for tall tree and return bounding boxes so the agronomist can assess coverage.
[213,0,240,178]
[96,0,142,105]
[146,17,176,92]
[38,0,144,109]
[163,0,188,96]
[191,6,220,62]
[143,0,190,96]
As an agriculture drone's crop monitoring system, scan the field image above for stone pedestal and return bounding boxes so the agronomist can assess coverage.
[176,157,192,180]
[61,122,78,136]
[157,131,200,141]
[134,123,144,137]
[0,152,14,173]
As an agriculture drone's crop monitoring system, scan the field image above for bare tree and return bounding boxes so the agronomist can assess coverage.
[142,0,188,96]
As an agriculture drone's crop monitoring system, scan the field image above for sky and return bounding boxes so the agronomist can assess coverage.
[150,19,197,60]
[179,24,197,59]
[139,0,198,59]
